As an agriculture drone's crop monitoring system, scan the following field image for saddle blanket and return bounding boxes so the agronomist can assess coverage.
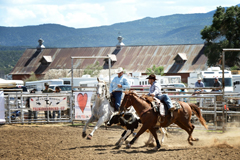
[157,99,181,116]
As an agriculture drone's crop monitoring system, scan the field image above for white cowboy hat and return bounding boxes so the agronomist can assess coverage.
[116,67,124,74]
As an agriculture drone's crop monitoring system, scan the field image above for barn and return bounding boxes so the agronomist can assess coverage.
[10,37,208,83]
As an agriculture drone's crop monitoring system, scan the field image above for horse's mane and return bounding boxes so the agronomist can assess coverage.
[125,91,153,105]
[140,94,154,105]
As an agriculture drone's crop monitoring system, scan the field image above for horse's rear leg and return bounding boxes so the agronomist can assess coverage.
[145,132,154,146]
[159,128,168,144]
[82,116,96,138]
[175,121,194,145]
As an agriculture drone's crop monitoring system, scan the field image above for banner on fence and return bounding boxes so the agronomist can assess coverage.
[0,91,5,124]
[30,97,67,111]
[75,92,93,120]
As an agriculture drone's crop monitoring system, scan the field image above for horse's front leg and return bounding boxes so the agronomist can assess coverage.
[126,125,148,149]
[82,116,96,138]
[87,116,106,140]
[149,127,161,151]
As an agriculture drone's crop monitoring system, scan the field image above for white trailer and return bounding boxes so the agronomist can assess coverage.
[230,75,240,93]
[188,67,234,92]
[60,75,99,87]
[25,79,64,91]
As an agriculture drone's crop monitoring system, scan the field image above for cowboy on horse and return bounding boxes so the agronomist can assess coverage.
[146,74,176,113]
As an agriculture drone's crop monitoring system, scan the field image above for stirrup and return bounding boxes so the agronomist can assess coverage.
[169,107,176,112]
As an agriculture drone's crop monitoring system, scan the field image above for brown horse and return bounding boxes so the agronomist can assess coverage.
[119,91,208,151]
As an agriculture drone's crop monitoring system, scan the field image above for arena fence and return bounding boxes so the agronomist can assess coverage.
[2,86,240,132]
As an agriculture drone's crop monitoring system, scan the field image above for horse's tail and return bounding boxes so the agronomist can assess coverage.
[188,103,208,130]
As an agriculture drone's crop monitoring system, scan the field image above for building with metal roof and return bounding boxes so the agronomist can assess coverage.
[10,37,208,83]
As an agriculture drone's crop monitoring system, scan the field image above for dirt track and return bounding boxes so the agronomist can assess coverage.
[0,124,240,160]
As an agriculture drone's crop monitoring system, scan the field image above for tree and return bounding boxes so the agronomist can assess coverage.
[201,6,240,67]
[83,61,103,77]
[23,72,38,82]
[146,65,164,75]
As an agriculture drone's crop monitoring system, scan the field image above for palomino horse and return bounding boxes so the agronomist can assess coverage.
[119,91,208,151]
[82,78,114,140]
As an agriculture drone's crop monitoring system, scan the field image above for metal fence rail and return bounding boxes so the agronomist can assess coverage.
[2,86,240,132]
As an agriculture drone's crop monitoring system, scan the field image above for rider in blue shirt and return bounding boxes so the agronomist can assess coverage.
[110,67,130,111]
[147,74,175,112]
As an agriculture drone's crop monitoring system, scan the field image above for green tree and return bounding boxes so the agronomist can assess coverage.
[83,61,103,77]
[201,6,240,67]
[146,65,164,75]
[23,72,38,82]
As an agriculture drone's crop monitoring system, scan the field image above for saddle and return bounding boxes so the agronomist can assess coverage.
[141,95,181,116]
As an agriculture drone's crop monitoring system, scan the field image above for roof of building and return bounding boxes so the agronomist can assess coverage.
[10,44,208,75]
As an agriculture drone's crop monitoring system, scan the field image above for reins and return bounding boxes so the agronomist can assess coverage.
[122,92,152,117]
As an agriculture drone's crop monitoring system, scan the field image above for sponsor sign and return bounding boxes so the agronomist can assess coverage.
[75,92,93,120]
[30,97,67,111]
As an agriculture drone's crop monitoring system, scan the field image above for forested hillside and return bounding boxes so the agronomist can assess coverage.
[0,46,27,74]
[1,5,238,75]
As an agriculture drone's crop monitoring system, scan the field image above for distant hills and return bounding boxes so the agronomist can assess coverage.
[0,11,217,48]
[1,4,239,75]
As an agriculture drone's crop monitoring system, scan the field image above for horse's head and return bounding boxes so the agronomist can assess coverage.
[119,90,137,112]
[96,78,109,98]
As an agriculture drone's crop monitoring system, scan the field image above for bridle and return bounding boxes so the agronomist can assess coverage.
[97,81,111,101]
[120,92,132,113]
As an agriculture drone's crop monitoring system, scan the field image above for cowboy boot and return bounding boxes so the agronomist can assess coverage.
[169,106,176,112]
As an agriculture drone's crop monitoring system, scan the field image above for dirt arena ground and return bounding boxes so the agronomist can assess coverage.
[0,124,240,160]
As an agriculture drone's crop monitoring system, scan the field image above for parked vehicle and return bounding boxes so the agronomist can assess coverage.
[25,79,64,91]
[49,85,78,92]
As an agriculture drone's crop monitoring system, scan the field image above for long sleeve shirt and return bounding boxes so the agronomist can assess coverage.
[194,81,205,91]
[148,81,162,96]
[195,82,205,88]
[109,75,130,93]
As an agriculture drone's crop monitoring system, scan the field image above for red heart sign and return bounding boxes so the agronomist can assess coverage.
[77,93,88,113]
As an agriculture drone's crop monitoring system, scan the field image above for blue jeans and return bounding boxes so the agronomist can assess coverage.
[156,94,173,109]
[112,91,122,111]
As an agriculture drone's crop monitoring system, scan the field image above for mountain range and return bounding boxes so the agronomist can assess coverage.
[1,4,239,75]
[0,11,218,48]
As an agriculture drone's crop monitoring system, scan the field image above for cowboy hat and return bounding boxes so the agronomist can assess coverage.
[116,67,124,74]
[146,74,157,80]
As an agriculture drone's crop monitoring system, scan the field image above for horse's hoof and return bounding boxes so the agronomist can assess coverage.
[153,146,159,151]
[87,134,92,140]
[115,142,119,146]
[126,143,131,149]
[193,138,199,141]
[82,132,87,138]
[189,141,193,145]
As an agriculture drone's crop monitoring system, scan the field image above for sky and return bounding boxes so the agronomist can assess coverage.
[0,0,239,29]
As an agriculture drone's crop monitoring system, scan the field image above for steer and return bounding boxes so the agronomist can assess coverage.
[107,111,168,147]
